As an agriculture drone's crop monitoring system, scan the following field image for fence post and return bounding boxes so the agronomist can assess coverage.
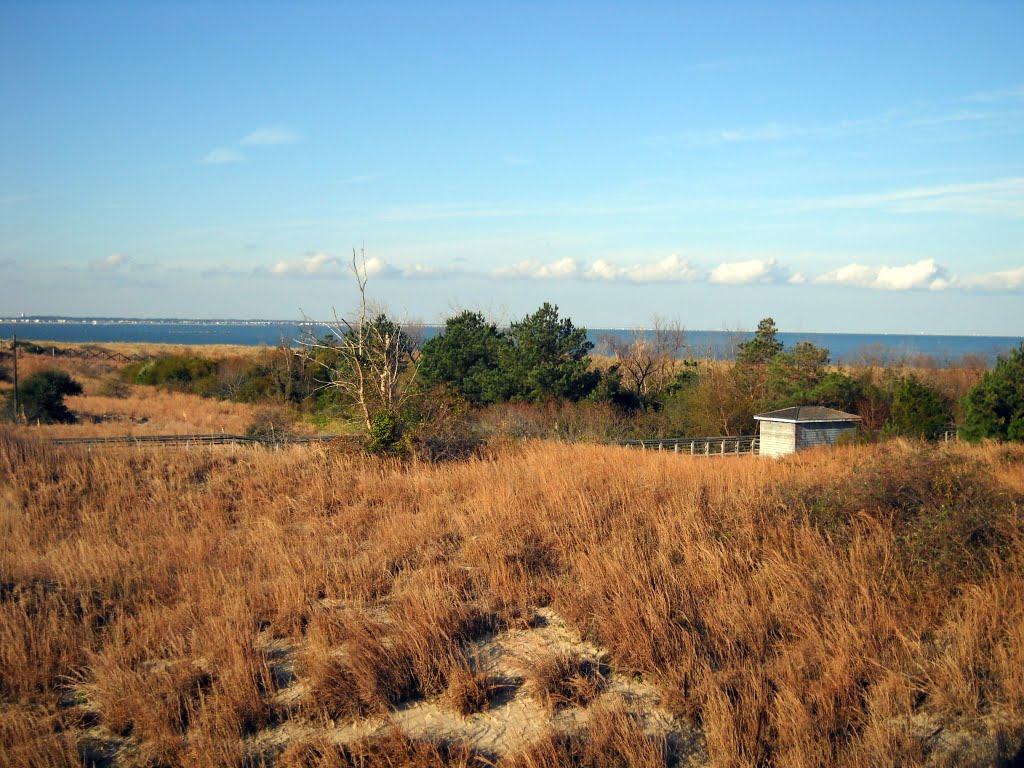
[704,442,709,456]
[690,442,695,455]
[674,443,679,453]
[11,335,19,421]
[721,441,725,456]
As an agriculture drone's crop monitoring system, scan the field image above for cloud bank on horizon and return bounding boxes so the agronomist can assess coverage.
[261,252,1023,294]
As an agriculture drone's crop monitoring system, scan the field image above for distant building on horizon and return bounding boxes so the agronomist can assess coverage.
[754,406,861,458]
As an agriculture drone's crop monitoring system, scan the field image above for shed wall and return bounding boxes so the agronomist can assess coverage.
[758,420,796,457]
[795,421,858,450]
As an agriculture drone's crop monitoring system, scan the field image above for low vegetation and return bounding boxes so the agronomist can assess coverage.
[1,430,1022,765]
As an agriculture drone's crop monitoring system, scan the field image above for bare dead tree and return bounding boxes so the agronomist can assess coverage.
[606,316,686,401]
[297,247,421,430]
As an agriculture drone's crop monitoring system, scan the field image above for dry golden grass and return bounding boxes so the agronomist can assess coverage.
[1,431,1022,766]
[2,344,294,437]
[10,339,263,359]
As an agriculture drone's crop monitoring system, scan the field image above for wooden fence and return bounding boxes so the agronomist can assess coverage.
[617,435,760,456]
[48,434,354,449]
[17,344,154,363]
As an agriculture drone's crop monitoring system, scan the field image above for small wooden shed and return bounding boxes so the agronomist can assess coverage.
[754,406,861,457]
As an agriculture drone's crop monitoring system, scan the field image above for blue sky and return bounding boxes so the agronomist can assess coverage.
[1,1,1022,334]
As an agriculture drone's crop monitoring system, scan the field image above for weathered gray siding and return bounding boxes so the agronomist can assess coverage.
[758,420,796,458]
[795,421,858,450]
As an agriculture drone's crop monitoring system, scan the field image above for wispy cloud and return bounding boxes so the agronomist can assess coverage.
[202,125,299,165]
[650,85,1024,148]
[373,200,671,223]
[814,258,951,291]
[962,85,1024,104]
[648,116,887,146]
[202,147,244,165]
[584,254,698,283]
[709,258,793,285]
[239,126,299,146]
[337,174,381,185]
[0,193,46,204]
[957,266,1024,291]
[802,177,1024,217]
[906,110,995,128]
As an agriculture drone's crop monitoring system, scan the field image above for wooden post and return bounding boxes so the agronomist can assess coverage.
[11,335,19,421]
[704,441,709,456]
[690,442,695,455]
[720,440,725,456]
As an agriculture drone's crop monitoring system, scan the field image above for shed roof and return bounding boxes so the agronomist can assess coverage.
[754,406,861,423]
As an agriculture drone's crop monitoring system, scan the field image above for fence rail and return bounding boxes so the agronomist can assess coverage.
[15,343,155,363]
[48,433,354,448]
[617,435,760,456]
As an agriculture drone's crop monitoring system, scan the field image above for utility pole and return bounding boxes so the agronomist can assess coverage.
[12,334,19,422]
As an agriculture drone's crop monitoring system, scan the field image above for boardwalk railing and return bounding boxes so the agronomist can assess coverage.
[48,434,354,449]
[617,435,759,456]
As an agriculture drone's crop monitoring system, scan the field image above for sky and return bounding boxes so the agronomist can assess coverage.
[1,1,1022,334]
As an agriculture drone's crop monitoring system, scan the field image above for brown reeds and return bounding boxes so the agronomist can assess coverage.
[1,426,1022,766]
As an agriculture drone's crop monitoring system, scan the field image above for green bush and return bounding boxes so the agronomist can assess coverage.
[961,342,1024,443]
[134,356,218,391]
[419,311,507,405]
[885,376,951,439]
[6,370,83,424]
[366,410,403,455]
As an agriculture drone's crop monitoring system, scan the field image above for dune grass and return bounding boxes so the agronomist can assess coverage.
[1,430,1022,766]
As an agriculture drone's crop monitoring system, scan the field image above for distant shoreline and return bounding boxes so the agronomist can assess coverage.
[3,319,1020,364]
[1,316,1020,339]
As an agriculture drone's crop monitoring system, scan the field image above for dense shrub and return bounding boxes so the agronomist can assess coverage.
[405,386,483,462]
[419,311,507,405]
[365,410,403,455]
[244,406,297,441]
[962,342,1024,443]
[132,356,218,391]
[885,375,952,439]
[5,370,83,424]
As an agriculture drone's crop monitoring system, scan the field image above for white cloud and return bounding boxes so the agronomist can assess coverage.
[957,266,1024,291]
[202,147,244,165]
[90,253,129,272]
[400,264,445,278]
[814,258,951,291]
[708,258,788,285]
[269,253,440,280]
[239,127,299,146]
[805,178,1024,218]
[493,258,578,279]
[270,252,343,277]
[584,254,699,283]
